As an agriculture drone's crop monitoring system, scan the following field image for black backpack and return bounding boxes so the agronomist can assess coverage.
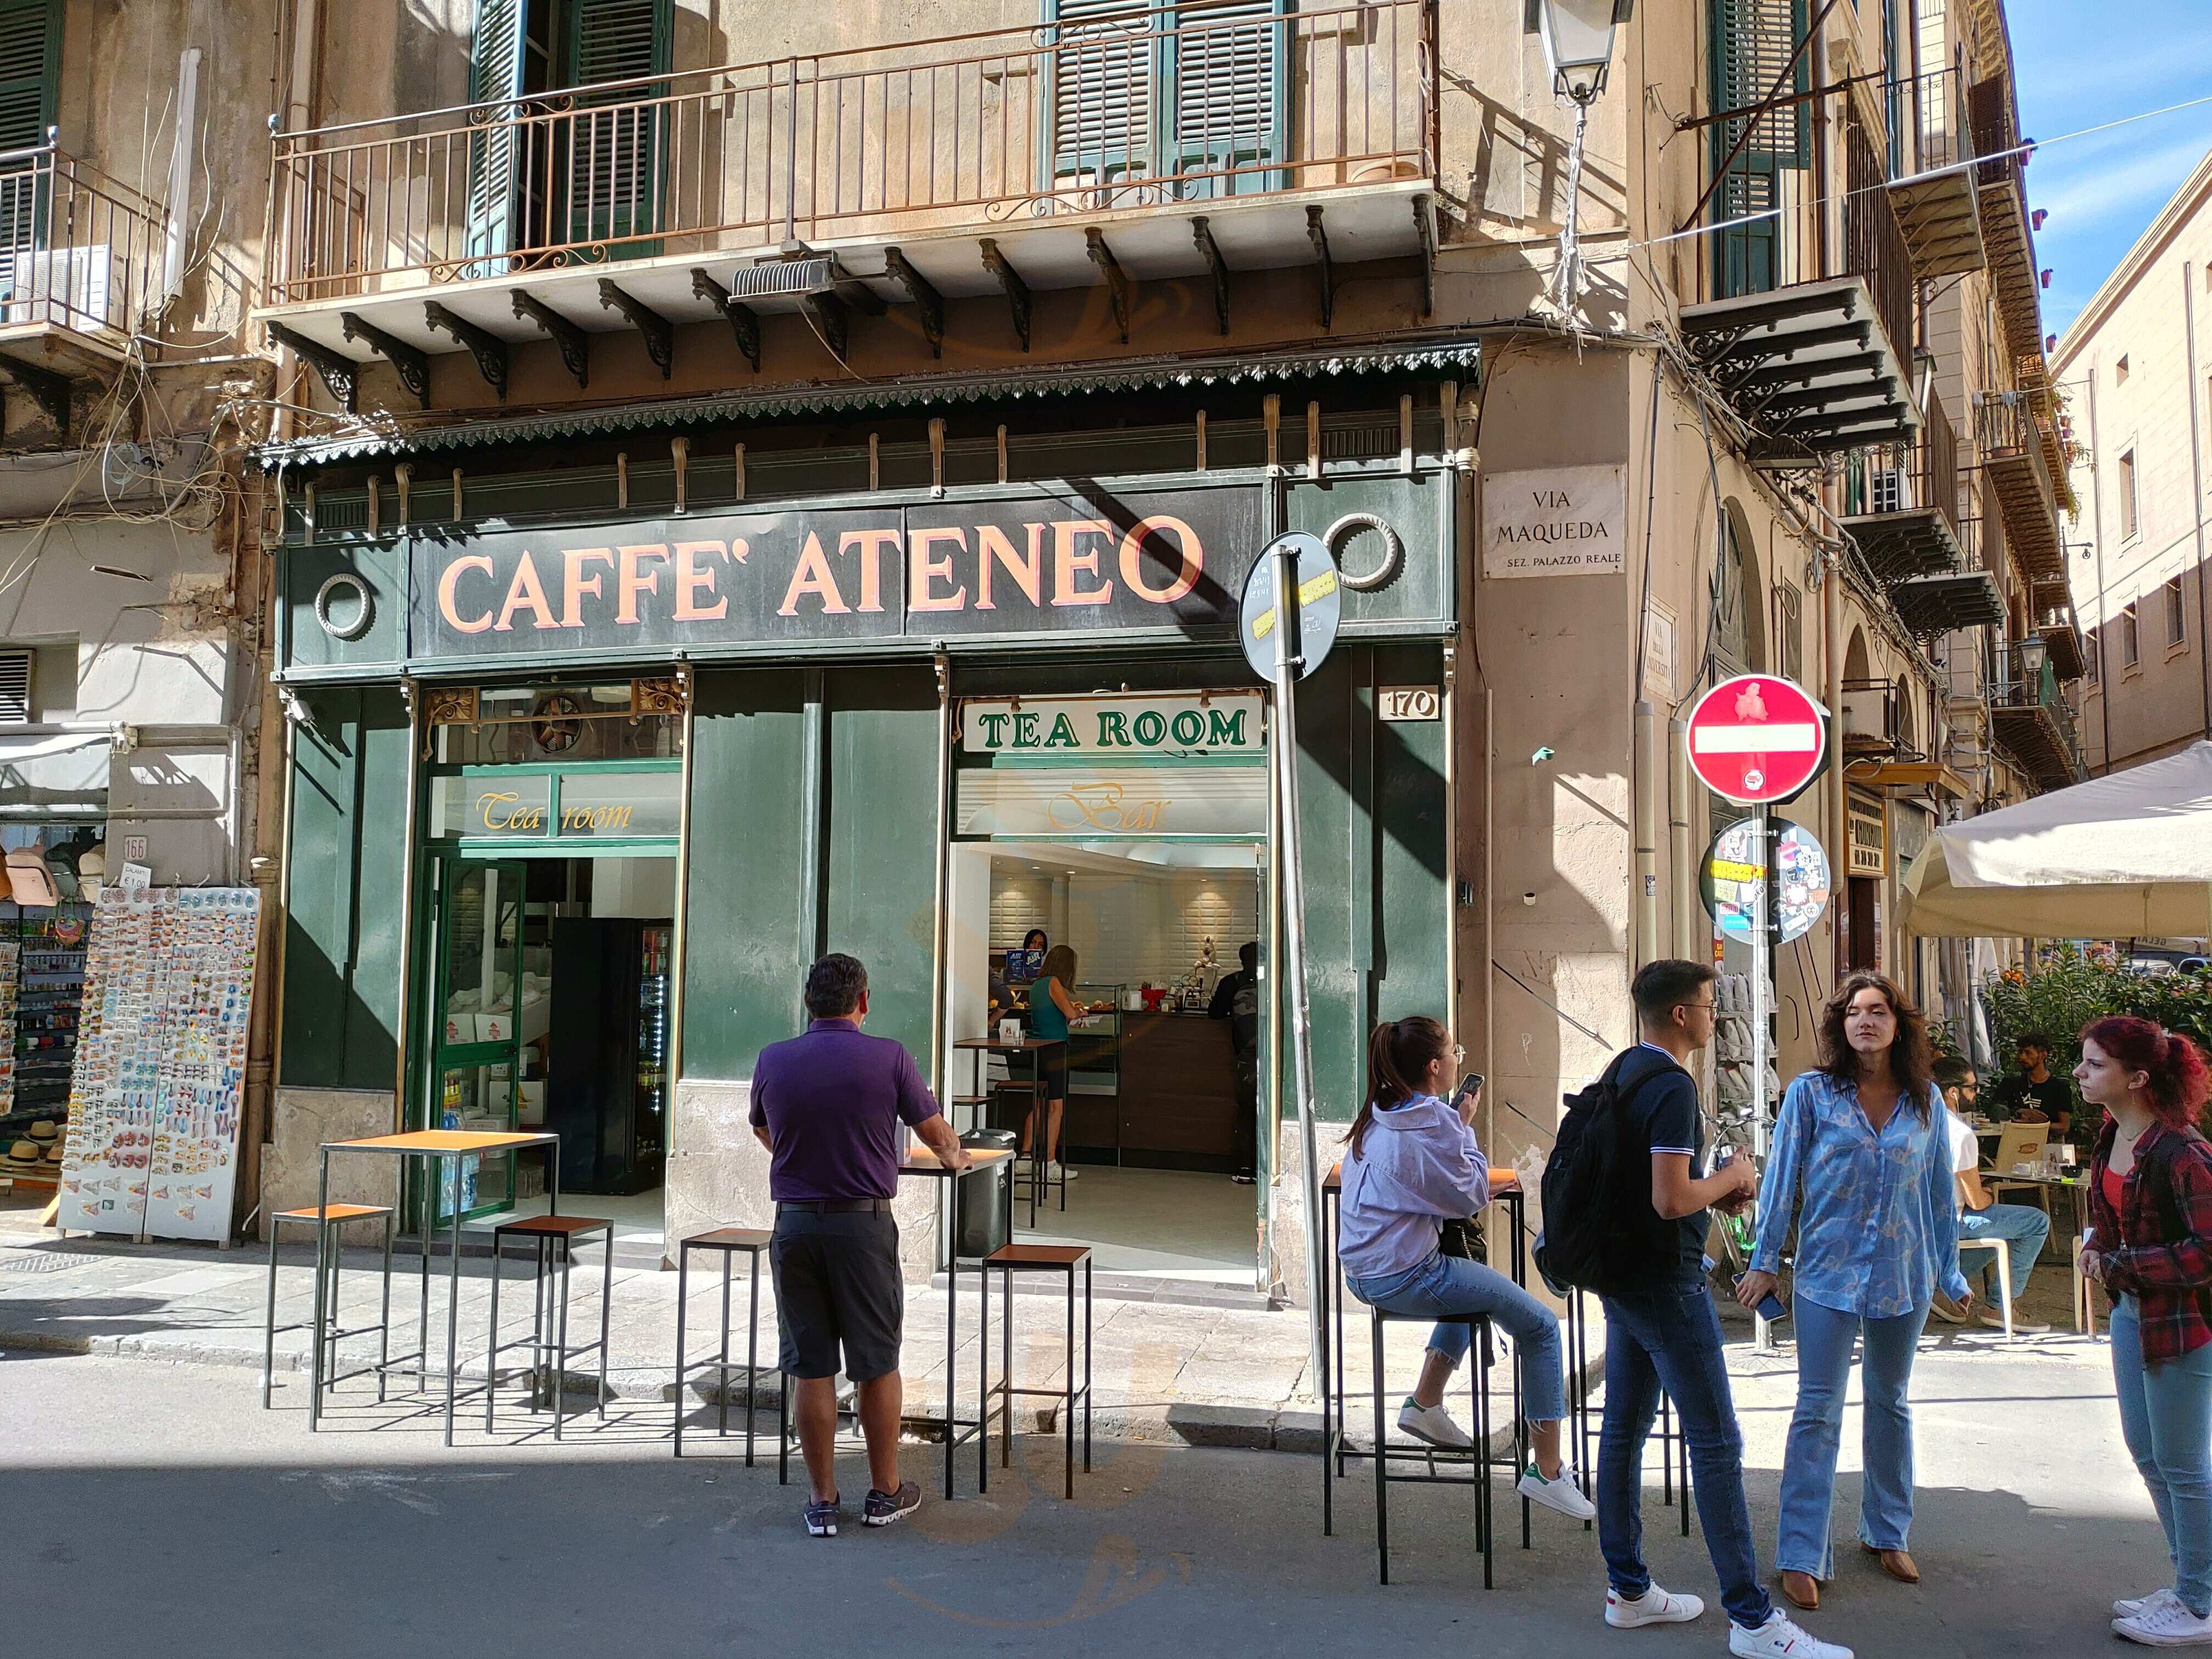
[1536,1049,1677,1296]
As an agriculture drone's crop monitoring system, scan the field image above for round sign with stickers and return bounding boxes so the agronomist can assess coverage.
[1701,817,1833,945]
[1239,532,1342,683]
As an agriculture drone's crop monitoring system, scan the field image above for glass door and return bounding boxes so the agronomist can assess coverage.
[430,857,525,1220]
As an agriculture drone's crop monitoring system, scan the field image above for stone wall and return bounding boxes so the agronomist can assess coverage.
[257,1088,399,1240]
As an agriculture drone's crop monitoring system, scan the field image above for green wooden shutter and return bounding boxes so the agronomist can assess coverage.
[1170,0,1286,196]
[1049,0,1159,191]
[1708,0,1808,297]
[464,0,530,271]
[562,0,671,252]
[0,0,58,279]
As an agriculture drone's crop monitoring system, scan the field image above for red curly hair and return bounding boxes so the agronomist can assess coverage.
[2082,1016,2212,1131]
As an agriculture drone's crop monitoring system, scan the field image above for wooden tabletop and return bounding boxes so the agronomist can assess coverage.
[953,1037,1066,1052]
[900,1147,1014,1175]
[1322,1160,1520,1196]
[326,1130,561,1154]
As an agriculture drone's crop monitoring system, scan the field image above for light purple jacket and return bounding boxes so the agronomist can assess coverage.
[1338,1093,1492,1280]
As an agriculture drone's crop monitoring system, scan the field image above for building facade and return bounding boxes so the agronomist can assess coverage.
[251,0,2067,1290]
[2056,148,2212,780]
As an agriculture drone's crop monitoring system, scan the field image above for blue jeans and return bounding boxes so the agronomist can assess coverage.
[2111,1294,2212,1618]
[1778,1295,1929,1577]
[1959,1203,2051,1301]
[1346,1251,1567,1423]
[1599,1281,1774,1631]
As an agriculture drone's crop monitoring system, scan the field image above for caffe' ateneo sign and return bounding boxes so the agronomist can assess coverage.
[405,486,1263,657]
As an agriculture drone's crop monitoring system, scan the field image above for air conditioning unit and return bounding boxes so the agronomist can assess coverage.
[1839,682,1898,751]
[3,245,117,328]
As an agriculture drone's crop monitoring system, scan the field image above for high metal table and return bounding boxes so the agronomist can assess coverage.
[898,1144,1014,1499]
[313,1128,561,1444]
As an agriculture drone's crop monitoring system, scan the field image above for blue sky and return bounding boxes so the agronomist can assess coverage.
[2012,0,2212,342]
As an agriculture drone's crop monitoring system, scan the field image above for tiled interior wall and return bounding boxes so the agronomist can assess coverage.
[990,866,1260,990]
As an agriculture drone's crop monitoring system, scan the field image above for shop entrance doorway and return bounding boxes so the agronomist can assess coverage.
[944,689,1273,1290]
[417,850,673,1257]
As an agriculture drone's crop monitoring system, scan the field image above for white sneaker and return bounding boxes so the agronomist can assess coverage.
[1729,1611,1854,1658]
[1397,1398,1473,1449]
[2116,1598,2212,1646]
[1605,1583,1705,1627]
[1046,1160,1077,1181]
[2120,1589,2186,1620]
[1517,1461,1598,1520]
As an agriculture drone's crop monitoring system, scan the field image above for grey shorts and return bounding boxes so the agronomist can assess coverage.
[770,1209,904,1381]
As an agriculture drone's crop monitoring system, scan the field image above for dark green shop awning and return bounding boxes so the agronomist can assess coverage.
[252,337,1482,471]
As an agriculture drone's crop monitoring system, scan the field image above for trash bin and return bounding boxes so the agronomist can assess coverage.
[955,1128,1017,1259]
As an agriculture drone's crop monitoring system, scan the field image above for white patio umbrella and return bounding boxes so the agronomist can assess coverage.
[1900,740,2212,939]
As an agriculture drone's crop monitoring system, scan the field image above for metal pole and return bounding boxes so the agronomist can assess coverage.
[1271,541,1327,1379]
[1751,803,1773,1354]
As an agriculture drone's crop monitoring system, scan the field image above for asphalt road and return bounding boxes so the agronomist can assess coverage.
[1,1342,2158,1657]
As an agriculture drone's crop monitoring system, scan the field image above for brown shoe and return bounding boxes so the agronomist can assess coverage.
[1780,1570,1820,1610]
[1863,1544,1920,1583]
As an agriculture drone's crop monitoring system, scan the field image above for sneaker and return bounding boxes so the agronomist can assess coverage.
[1977,1307,2050,1334]
[1397,1398,1473,1449]
[1047,1160,1078,1182]
[1729,1611,1854,1658]
[1928,1293,1968,1324]
[1517,1461,1598,1521]
[862,1480,922,1527]
[2120,1589,2186,1620]
[2116,1599,2212,1646]
[1231,1173,1257,1184]
[804,1496,840,1537]
[1605,1584,1705,1628]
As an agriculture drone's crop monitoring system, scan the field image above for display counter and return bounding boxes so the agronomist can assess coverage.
[1115,1010,1238,1165]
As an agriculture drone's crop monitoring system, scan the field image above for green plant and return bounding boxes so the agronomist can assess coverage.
[1982,944,2212,1070]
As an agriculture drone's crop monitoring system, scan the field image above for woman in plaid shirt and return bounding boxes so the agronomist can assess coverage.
[2079,1015,2212,1647]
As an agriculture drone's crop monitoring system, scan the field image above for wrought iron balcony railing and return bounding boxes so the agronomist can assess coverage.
[0,139,165,347]
[266,0,1433,307]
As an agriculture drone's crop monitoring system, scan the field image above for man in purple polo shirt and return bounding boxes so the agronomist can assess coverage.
[751,952,969,1537]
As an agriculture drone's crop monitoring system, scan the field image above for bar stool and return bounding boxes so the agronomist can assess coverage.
[485,1213,613,1438]
[1564,1286,1692,1537]
[1367,1305,1499,1587]
[982,1243,1092,1498]
[263,1203,394,1408]
[674,1227,785,1464]
[1957,1234,2016,1339]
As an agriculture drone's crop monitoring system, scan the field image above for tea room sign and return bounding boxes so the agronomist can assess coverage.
[1483,464,1626,579]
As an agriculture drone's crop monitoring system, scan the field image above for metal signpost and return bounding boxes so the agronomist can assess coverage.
[1683,674,1830,1350]
[1240,532,1341,1376]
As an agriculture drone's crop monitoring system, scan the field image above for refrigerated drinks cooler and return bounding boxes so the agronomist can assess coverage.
[547,918,670,1194]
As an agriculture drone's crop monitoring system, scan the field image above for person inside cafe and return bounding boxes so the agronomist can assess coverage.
[1209,940,1261,1184]
[1004,928,1048,987]
[2078,1016,2212,1649]
[1336,1014,1595,1521]
[1988,1032,2076,1137]
[1023,943,1087,1183]
[751,952,972,1538]
[1932,1089,2052,1333]
[1741,972,1968,1609]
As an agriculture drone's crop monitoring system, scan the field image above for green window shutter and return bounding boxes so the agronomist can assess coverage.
[1049,0,1159,188]
[1707,0,1807,297]
[1170,0,1287,196]
[0,0,57,153]
[562,0,672,250]
[464,0,530,268]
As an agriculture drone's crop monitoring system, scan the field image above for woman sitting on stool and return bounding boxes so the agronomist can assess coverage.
[1338,1014,1593,1520]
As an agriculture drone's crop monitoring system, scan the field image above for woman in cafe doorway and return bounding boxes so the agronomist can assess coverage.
[1025,944,1084,1183]
[1738,972,1969,1612]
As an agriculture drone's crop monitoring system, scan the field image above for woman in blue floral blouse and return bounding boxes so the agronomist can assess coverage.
[1738,970,1969,1613]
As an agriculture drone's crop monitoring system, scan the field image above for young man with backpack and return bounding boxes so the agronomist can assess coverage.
[1545,958,1853,1659]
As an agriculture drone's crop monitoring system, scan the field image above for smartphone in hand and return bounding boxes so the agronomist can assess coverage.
[1453,1070,1485,1105]
[1733,1273,1787,1322]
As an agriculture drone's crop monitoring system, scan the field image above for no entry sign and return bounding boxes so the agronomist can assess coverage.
[1685,674,1829,804]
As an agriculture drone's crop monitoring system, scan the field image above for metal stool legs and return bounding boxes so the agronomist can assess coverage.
[264,1206,395,1410]
[1369,1308,1496,1588]
[675,1231,781,1464]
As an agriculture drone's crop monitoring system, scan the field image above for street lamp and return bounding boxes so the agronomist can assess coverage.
[1525,0,1635,318]
[2016,631,2049,690]
[1526,0,1634,104]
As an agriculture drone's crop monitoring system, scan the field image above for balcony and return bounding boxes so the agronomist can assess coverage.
[1974,390,2064,582]
[1842,386,1962,583]
[1884,64,1985,280]
[1967,75,2042,367]
[2031,578,2087,681]
[259,1,1434,400]
[0,142,164,431]
[1680,88,1917,465]
[1990,637,2085,791]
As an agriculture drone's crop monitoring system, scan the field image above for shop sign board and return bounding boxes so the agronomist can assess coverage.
[961,692,1262,757]
[400,483,1267,659]
[428,769,681,842]
[955,761,1267,839]
[1685,674,1829,804]
[1378,686,1441,721]
[1847,789,1888,877]
[1482,463,1626,579]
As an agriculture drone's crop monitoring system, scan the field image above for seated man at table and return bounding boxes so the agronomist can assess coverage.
[1985,1032,2076,1137]
[751,952,971,1537]
[1932,1100,2051,1331]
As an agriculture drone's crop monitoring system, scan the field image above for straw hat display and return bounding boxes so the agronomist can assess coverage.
[4,1138,41,1166]
[27,1120,58,1142]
